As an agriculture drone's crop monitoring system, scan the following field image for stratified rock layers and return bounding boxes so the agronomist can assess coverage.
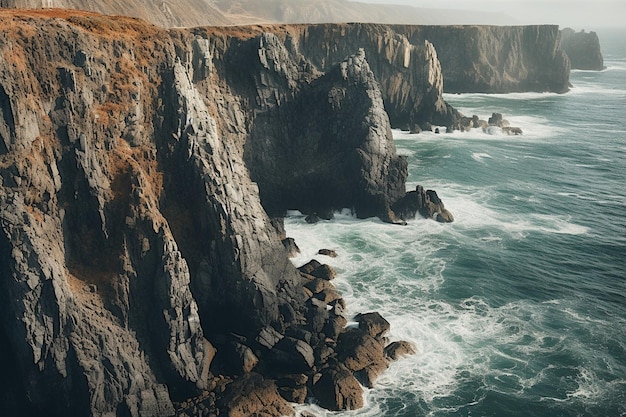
[394,24,571,93]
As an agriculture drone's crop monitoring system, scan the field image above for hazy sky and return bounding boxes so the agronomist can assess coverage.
[355,0,626,28]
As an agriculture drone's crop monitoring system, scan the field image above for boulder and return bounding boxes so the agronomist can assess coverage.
[304,278,334,295]
[391,185,454,223]
[355,312,390,339]
[323,315,348,340]
[217,373,293,417]
[317,249,338,258]
[313,365,364,411]
[256,326,284,351]
[336,328,389,375]
[384,340,417,360]
[488,112,505,126]
[298,259,322,275]
[270,337,315,373]
[281,237,301,257]
[310,264,337,281]
[502,126,523,135]
[277,374,309,404]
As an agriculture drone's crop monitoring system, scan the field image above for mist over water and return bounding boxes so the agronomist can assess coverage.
[287,29,626,417]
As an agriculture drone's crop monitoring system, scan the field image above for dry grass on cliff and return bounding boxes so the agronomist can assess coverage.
[0,8,161,38]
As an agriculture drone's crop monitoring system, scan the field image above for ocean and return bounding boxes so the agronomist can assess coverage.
[286,28,626,417]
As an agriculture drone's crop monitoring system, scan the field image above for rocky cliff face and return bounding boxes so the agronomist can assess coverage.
[560,28,605,71]
[394,25,571,93]
[0,10,448,417]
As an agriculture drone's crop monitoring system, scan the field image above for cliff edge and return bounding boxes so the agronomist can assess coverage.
[395,25,571,93]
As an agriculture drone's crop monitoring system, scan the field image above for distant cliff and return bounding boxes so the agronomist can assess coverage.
[0,0,517,26]
[560,28,605,71]
[394,25,571,93]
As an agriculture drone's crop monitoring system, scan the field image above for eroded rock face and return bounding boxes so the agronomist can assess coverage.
[0,12,427,417]
[395,25,571,93]
[560,28,605,71]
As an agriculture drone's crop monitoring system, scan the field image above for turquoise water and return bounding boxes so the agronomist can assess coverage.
[287,29,626,417]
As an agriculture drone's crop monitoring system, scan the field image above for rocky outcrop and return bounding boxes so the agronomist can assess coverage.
[0,11,429,417]
[392,185,454,223]
[393,25,571,93]
[560,28,605,71]
[279,24,460,131]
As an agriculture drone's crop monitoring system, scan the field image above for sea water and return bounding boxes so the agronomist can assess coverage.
[287,28,626,417]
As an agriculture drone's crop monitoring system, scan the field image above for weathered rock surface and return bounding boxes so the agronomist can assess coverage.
[0,11,426,417]
[392,185,455,223]
[393,25,571,93]
[560,28,605,71]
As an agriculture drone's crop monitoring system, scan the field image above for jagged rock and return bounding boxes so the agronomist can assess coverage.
[318,249,338,258]
[313,365,364,411]
[314,288,343,305]
[304,277,335,295]
[323,315,348,340]
[277,374,309,404]
[502,126,523,135]
[216,373,293,417]
[306,298,329,334]
[282,237,301,258]
[220,341,259,374]
[246,45,409,220]
[256,326,284,351]
[392,185,454,223]
[336,328,389,375]
[298,260,322,275]
[488,112,505,126]
[355,312,391,339]
[269,337,316,373]
[310,264,337,281]
[305,213,321,224]
[384,340,417,360]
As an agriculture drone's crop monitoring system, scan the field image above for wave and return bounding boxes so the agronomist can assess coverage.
[444,91,560,102]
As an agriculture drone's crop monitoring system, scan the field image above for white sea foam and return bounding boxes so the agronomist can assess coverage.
[285,209,592,416]
[471,152,493,162]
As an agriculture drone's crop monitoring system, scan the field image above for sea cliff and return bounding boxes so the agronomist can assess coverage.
[560,28,605,71]
[393,25,571,93]
[0,10,447,417]
[0,10,572,417]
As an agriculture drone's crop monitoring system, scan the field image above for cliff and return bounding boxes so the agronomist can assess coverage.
[560,28,605,71]
[393,25,571,93]
[0,10,453,417]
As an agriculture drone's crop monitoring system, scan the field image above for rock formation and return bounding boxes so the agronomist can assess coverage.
[0,10,577,417]
[0,10,433,417]
[393,25,571,93]
[560,28,605,71]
